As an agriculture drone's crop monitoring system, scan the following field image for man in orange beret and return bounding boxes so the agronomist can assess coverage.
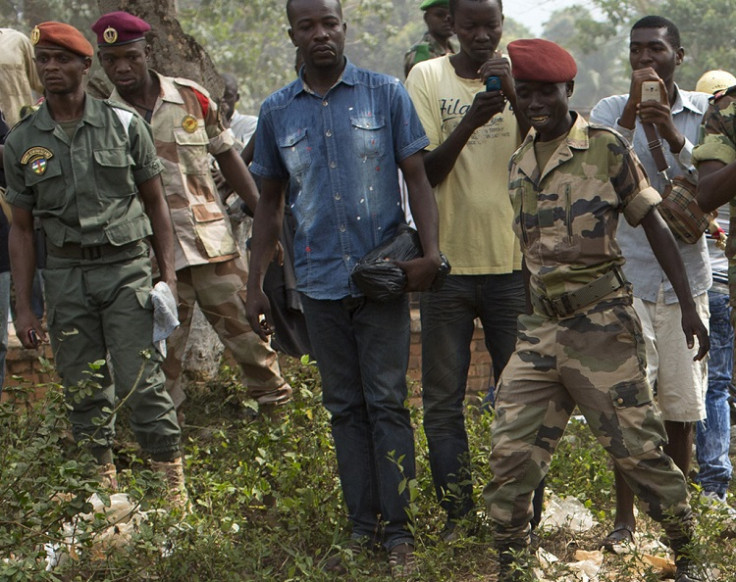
[3,21,188,510]
[483,38,706,582]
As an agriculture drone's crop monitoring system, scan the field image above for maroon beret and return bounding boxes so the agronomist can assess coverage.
[92,11,151,46]
[31,22,94,57]
[507,39,577,83]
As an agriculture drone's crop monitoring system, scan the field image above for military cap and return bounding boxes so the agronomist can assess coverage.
[507,39,577,83]
[419,0,450,10]
[92,11,151,46]
[30,21,94,57]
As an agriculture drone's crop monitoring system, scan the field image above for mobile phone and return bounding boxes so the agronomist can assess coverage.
[28,329,39,347]
[486,76,502,92]
[641,80,661,103]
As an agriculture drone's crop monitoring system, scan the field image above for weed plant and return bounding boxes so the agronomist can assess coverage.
[0,358,733,580]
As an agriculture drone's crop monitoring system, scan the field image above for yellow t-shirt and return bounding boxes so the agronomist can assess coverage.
[405,55,522,274]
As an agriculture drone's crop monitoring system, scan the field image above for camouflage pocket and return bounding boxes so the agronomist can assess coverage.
[608,381,666,457]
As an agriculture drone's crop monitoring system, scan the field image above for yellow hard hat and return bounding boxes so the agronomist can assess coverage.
[696,69,736,95]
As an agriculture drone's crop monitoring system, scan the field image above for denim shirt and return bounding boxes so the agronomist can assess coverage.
[252,60,429,300]
[590,86,712,303]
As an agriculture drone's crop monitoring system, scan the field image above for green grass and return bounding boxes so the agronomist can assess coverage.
[0,357,734,581]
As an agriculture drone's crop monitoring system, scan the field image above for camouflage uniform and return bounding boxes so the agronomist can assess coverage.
[110,72,290,408]
[404,31,455,78]
[693,85,736,305]
[484,113,694,545]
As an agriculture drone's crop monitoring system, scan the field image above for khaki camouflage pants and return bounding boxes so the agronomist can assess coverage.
[484,298,693,544]
[162,257,291,408]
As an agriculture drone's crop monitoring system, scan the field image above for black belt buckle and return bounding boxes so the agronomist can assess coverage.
[81,245,104,260]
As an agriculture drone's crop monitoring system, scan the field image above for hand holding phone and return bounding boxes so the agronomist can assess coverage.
[486,76,502,92]
[640,80,662,103]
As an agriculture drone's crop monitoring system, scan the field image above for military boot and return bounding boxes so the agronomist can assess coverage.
[497,540,530,582]
[670,536,703,582]
[151,457,189,514]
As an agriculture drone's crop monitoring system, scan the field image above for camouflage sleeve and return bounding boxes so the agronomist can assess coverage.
[692,96,736,167]
[610,135,662,226]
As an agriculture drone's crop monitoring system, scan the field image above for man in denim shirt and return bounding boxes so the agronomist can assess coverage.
[246,0,441,576]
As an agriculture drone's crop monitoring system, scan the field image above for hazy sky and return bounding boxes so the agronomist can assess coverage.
[504,0,602,35]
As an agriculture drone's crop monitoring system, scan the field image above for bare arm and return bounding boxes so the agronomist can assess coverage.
[245,177,287,341]
[696,159,733,212]
[138,175,177,297]
[215,147,259,215]
[9,205,45,347]
[640,208,709,360]
[240,132,256,167]
[396,152,441,291]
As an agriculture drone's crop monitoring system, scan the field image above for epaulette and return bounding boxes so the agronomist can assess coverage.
[102,99,137,114]
[710,84,736,103]
[173,77,213,118]
[173,76,211,99]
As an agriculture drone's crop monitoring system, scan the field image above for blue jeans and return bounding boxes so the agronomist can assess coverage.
[696,290,733,497]
[0,271,9,390]
[421,272,525,520]
[301,294,415,550]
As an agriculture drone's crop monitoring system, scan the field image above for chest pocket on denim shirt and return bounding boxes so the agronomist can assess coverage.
[278,128,311,176]
[350,115,386,159]
[94,148,136,198]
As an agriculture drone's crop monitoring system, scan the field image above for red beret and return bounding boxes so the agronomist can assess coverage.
[30,22,93,57]
[92,11,151,47]
[507,39,577,83]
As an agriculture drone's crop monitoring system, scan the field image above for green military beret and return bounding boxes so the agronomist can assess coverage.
[420,0,450,9]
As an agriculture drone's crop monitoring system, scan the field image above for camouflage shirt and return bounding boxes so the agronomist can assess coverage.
[111,71,238,271]
[692,85,736,301]
[404,31,455,78]
[509,113,661,299]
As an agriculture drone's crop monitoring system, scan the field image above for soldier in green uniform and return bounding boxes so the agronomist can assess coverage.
[484,39,707,582]
[4,21,187,508]
[404,0,455,78]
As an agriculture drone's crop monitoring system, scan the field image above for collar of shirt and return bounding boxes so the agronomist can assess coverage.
[31,95,104,132]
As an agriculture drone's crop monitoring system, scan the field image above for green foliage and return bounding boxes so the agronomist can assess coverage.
[2,359,734,579]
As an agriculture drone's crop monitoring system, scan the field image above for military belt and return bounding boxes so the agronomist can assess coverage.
[46,241,140,261]
[531,267,627,318]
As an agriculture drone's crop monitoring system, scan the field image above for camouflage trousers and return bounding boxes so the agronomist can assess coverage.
[162,257,291,408]
[484,297,693,544]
